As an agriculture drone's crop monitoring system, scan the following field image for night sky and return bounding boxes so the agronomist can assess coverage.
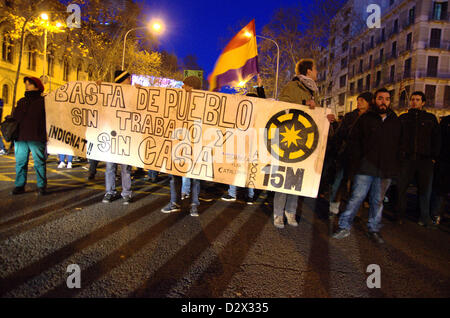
[139,0,307,77]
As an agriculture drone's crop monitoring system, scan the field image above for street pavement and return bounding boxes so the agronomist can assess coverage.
[0,154,449,298]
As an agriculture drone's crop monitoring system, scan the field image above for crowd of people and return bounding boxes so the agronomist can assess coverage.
[3,58,449,245]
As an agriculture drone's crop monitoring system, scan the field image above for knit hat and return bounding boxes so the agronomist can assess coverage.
[114,70,131,83]
[24,76,44,92]
[357,91,374,104]
[183,76,202,90]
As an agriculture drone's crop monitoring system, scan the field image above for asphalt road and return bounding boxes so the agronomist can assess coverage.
[0,154,449,298]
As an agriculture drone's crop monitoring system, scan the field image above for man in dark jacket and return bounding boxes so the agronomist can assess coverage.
[396,91,440,227]
[328,92,372,220]
[332,88,401,244]
[11,77,47,195]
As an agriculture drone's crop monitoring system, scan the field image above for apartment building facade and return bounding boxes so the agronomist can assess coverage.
[317,0,450,117]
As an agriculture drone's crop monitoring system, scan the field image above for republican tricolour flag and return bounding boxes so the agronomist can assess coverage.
[208,20,259,92]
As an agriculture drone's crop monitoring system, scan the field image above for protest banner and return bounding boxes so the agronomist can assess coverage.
[46,81,331,198]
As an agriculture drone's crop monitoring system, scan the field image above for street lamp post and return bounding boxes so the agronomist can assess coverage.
[122,22,164,70]
[121,26,146,71]
[256,35,280,100]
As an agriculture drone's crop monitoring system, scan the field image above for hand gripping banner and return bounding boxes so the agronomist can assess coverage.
[46,81,331,198]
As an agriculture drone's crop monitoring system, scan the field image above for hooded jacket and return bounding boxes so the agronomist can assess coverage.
[12,90,46,143]
[279,76,318,105]
[398,108,440,161]
[348,108,401,178]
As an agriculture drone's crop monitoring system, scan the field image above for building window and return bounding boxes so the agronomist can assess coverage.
[2,33,13,63]
[63,59,70,82]
[399,88,408,108]
[381,28,385,42]
[27,43,36,71]
[392,41,397,57]
[432,2,448,20]
[340,74,347,88]
[357,78,363,92]
[430,29,441,48]
[366,74,371,90]
[376,71,381,87]
[444,86,450,107]
[425,85,436,107]
[427,56,438,77]
[342,41,348,52]
[361,41,365,54]
[393,19,399,34]
[404,58,412,78]
[406,33,412,50]
[370,36,374,48]
[390,65,396,83]
[76,64,82,80]
[350,82,355,95]
[2,84,9,105]
[341,57,348,69]
[389,89,395,105]
[339,93,345,106]
[343,25,350,35]
[47,51,54,76]
[369,55,373,68]
[408,6,415,25]
[390,0,395,5]
[359,59,363,73]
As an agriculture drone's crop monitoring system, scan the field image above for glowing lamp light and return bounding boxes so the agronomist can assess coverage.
[40,13,49,20]
[237,81,247,87]
[56,22,62,28]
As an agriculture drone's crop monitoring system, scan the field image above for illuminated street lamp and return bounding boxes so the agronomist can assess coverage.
[121,20,165,70]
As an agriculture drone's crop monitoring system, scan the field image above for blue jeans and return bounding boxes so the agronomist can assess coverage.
[170,175,200,206]
[338,174,392,233]
[0,136,5,151]
[228,185,254,199]
[329,167,345,203]
[105,162,132,197]
[58,154,73,163]
[14,141,47,188]
[182,177,191,195]
[147,170,158,178]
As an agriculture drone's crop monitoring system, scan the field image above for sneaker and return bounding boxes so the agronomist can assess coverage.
[190,205,199,217]
[199,195,213,202]
[181,193,190,200]
[332,228,351,239]
[221,194,236,202]
[102,193,118,203]
[37,187,47,196]
[246,196,255,205]
[57,162,66,169]
[273,215,284,229]
[0,149,6,155]
[67,162,72,169]
[285,211,298,227]
[367,231,385,244]
[161,202,181,213]
[122,195,132,205]
[11,186,25,195]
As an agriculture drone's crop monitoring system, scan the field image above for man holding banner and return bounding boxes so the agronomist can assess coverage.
[273,58,335,229]
[102,70,134,205]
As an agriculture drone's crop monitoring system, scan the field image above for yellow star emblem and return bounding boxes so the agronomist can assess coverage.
[280,124,302,148]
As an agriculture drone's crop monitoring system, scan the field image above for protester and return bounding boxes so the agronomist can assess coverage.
[11,77,47,195]
[273,58,335,229]
[57,154,73,169]
[87,159,98,180]
[102,70,133,205]
[430,115,450,225]
[395,91,440,227]
[161,76,203,217]
[222,75,266,205]
[328,92,372,229]
[332,88,401,244]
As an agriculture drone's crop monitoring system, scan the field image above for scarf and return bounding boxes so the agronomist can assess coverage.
[298,75,319,93]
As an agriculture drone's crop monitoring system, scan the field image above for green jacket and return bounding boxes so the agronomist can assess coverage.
[278,77,318,105]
